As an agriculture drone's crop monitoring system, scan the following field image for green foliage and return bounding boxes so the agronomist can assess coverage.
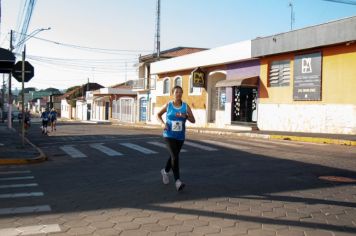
[19,87,36,94]
[66,86,80,93]
[69,99,77,107]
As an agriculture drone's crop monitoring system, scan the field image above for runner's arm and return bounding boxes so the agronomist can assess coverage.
[157,103,168,128]
[186,105,195,123]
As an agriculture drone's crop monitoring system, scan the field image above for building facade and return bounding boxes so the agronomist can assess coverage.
[151,41,260,130]
[252,16,356,134]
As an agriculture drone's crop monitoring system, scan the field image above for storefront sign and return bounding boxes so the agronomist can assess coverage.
[293,52,322,100]
[191,67,205,87]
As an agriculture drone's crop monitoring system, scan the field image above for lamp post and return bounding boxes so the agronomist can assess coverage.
[11,27,51,146]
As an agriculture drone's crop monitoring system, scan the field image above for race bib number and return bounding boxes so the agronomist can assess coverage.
[171,121,183,132]
[43,118,48,121]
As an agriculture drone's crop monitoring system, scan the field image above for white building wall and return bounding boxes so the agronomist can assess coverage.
[60,100,71,119]
[257,104,356,134]
[76,101,87,121]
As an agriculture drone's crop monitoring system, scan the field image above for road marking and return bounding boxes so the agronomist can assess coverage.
[0,170,31,175]
[147,141,187,152]
[0,192,44,198]
[90,143,123,156]
[0,183,38,189]
[0,176,34,181]
[0,224,61,236]
[36,136,159,146]
[201,140,251,150]
[120,143,158,154]
[0,205,51,215]
[184,141,218,151]
[60,145,87,158]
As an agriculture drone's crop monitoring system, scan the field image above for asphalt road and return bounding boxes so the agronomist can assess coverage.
[0,121,355,236]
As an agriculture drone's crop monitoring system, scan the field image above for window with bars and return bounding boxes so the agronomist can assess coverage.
[269,60,290,87]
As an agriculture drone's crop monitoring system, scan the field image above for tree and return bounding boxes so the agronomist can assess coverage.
[44,87,61,94]
[19,87,36,94]
[66,86,80,93]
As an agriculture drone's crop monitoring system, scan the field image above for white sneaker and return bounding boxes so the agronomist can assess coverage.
[161,169,169,184]
[175,179,185,191]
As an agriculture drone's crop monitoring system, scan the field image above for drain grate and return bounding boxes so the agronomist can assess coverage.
[318,176,356,183]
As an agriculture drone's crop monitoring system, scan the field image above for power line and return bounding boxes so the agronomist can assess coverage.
[13,31,152,55]
[322,0,356,5]
[14,0,37,54]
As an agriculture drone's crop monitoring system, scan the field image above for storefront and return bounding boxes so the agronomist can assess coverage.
[252,16,356,134]
[150,40,260,130]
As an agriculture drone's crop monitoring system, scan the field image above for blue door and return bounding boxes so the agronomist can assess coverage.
[139,97,147,122]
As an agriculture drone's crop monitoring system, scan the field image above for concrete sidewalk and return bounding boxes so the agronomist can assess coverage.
[0,124,47,165]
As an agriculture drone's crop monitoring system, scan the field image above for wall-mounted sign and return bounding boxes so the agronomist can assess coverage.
[191,67,205,87]
[293,52,322,101]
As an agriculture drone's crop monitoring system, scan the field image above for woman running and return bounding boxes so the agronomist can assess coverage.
[157,85,195,191]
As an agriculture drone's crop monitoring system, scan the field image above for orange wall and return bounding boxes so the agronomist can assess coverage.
[156,72,207,109]
[259,43,356,104]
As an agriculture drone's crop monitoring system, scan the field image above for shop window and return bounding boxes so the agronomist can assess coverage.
[189,76,202,95]
[163,78,170,95]
[217,87,226,110]
[269,60,290,87]
[174,76,182,87]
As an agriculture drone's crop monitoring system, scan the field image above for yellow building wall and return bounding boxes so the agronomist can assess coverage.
[155,73,207,110]
[259,43,356,104]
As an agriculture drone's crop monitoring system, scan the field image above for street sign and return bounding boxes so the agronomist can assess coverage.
[12,61,34,82]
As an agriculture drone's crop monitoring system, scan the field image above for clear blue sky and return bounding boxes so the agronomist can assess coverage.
[1,0,355,90]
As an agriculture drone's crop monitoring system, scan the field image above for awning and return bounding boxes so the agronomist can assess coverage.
[215,76,259,88]
[0,48,15,73]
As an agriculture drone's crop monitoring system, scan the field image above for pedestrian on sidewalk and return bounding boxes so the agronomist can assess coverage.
[24,109,31,131]
[157,85,195,191]
[41,108,50,135]
[49,108,57,132]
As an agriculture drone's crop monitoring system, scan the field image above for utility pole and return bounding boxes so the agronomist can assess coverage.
[7,30,14,129]
[1,75,5,122]
[21,46,26,146]
[155,0,161,60]
[87,78,89,92]
[289,1,295,31]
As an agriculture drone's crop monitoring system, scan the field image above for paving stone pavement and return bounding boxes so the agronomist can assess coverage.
[1,124,355,236]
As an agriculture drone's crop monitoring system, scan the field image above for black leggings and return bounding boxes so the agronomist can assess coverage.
[164,137,184,181]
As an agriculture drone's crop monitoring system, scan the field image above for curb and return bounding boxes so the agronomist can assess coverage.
[0,132,47,165]
[190,129,356,146]
[269,135,356,146]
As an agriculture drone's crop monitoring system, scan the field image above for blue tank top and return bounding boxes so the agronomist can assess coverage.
[163,101,187,140]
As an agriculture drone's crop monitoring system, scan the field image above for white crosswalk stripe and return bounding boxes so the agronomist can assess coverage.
[201,139,251,150]
[60,145,87,158]
[0,192,44,198]
[0,183,38,189]
[120,143,158,154]
[0,170,31,175]
[184,141,218,151]
[0,205,51,215]
[0,176,34,181]
[147,141,188,152]
[90,143,123,156]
